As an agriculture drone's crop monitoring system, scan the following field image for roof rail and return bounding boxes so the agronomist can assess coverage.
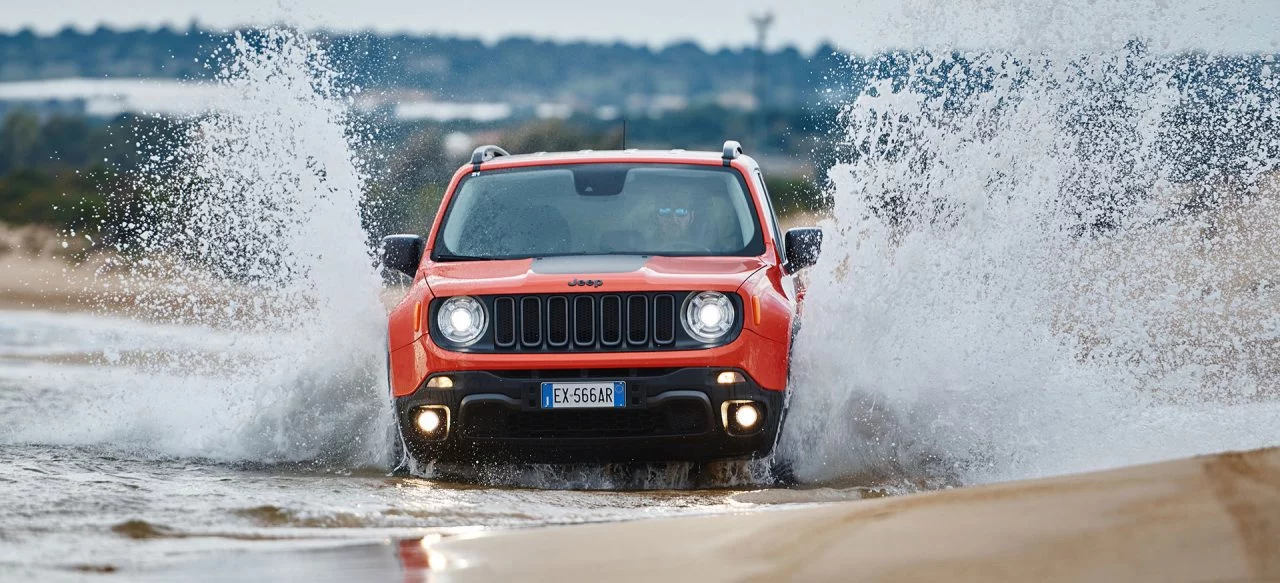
[470,145,510,170]
[721,140,743,166]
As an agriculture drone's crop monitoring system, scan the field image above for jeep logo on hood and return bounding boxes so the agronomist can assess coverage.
[568,278,603,288]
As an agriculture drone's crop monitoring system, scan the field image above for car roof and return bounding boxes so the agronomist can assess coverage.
[471,149,758,170]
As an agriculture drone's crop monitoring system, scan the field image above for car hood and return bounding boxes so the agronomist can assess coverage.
[424,255,767,297]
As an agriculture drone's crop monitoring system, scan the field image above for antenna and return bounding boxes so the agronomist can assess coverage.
[750,12,775,150]
[621,118,627,150]
[750,12,775,47]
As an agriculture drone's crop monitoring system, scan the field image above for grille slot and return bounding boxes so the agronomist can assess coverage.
[494,297,516,347]
[626,295,648,345]
[601,295,623,346]
[520,297,541,346]
[547,296,569,347]
[573,297,595,345]
[654,294,675,344]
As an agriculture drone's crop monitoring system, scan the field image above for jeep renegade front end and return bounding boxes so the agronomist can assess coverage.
[382,141,821,465]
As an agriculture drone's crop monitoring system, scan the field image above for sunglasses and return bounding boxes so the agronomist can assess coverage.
[657,207,690,217]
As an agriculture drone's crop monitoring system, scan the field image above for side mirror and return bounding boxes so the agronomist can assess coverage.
[784,228,823,273]
[381,235,424,278]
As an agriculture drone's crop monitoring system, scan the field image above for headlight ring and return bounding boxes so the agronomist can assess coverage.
[682,291,736,342]
[436,296,487,346]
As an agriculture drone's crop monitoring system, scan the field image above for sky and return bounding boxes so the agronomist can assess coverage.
[7,0,1280,53]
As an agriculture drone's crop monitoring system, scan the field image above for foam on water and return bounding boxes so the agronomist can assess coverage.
[2,30,390,467]
[780,7,1280,487]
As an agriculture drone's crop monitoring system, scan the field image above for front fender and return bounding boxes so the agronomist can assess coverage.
[388,279,434,352]
[736,266,795,346]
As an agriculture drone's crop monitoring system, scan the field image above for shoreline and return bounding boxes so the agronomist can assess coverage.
[426,447,1280,582]
[0,250,410,317]
[0,253,106,312]
[124,447,1280,582]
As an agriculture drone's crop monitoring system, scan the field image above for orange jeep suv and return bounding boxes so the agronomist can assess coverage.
[381,141,821,465]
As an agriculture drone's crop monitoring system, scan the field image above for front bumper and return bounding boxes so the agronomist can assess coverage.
[394,367,784,464]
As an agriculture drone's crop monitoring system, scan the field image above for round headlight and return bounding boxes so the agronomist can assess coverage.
[682,291,735,342]
[437,296,487,346]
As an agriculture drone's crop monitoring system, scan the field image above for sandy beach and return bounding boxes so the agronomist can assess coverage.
[0,253,102,312]
[427,447,1280,582]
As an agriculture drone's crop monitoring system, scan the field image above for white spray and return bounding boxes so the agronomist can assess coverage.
[781,16,1280,486]
[7,30,390,467]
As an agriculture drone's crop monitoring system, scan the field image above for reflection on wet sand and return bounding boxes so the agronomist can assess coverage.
[426,447,1280,583]
[119,446,1280,582]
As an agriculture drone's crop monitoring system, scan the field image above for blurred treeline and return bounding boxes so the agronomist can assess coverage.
[0,110,829,247]
[0,27,849,111]
[0,112,156,233]
[0,25,850,249]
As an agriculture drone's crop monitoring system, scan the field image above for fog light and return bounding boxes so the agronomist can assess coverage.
[413,406,451,441]
[721,400,765,436]
[416,409,442,433]
[733,403,760,429]
[426,376,454,389]
[716,371,745,385]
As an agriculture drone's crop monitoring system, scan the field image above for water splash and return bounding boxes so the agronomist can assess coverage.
[781,42,1280,486]
[414,459,774,490]
[845,0,1280,54]
[5,30,390,467]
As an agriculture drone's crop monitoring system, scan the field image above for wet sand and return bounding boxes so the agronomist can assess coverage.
[426,447,1280,582]
[120,447,1280,581]
[0,253,101,311]
[0,250,410,315]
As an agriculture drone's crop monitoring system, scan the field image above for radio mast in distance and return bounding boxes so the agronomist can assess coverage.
[750,11,775,153]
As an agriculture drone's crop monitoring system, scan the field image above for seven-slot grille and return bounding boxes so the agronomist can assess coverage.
[492,293,681,352]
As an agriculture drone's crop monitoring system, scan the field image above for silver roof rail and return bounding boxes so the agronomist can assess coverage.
[722,140,743,166]
[470,145,510,170]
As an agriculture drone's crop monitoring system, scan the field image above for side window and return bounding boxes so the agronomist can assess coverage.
[754,170,785,258]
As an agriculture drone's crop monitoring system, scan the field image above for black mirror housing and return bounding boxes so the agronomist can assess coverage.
[784,227,823,273]
[381,235,425,278]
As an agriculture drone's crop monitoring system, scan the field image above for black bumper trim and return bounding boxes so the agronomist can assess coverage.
[394,368,784,463]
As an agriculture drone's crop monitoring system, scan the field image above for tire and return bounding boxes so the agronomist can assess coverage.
[768,451,797,486]
[387,420,413,476]
[767,336,797,486]
[386,350,413,476]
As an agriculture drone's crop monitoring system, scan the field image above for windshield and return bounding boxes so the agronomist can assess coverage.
[432,163,764,260]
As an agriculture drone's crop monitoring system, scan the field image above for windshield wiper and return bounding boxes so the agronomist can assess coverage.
[532,252,644,258]
[433,253,497,261]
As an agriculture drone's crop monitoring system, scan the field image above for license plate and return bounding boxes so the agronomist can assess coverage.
[540,382,626,409]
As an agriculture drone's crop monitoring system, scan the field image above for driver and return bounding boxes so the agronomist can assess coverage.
[652,191,709,252]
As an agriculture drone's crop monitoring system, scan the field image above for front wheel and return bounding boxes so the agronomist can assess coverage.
[385,349,413,476]
[766,353,797,486]
[767,453,796,486]
[387,419,412,475]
